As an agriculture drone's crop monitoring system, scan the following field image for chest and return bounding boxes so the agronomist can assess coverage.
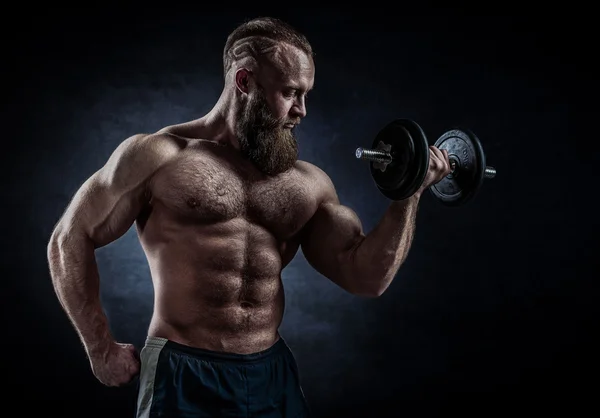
[150,151,318,239]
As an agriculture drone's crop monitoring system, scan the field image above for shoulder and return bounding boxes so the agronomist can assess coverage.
[294,160,339,203]
[109,132,188,166]
[100,132,188,182]
[117,131,187,157]
[294,160,331,183]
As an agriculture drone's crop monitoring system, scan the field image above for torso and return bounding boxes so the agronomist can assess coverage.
[135,131,321,354]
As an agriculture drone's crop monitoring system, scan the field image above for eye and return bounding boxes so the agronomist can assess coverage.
[283,89,296,98]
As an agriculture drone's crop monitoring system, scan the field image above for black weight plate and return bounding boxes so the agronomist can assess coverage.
[370,119,429,200]
[429,128,486,206]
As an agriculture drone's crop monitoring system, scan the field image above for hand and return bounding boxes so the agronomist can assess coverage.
[88,341,140,387]
[416,146,452,196]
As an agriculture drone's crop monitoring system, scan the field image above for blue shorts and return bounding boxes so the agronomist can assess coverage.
[135,336,311,417]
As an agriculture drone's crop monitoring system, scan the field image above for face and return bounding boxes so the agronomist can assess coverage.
[235,45,314,176]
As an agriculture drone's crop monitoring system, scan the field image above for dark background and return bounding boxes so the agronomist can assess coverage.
[2,7,598,418]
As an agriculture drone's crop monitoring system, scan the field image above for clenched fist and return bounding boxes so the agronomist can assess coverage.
[417,146,453,194]
[89,342,140,387]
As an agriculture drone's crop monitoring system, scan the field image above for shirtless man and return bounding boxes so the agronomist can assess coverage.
[47,17,451,417]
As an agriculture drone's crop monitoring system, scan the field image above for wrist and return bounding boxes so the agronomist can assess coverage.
[389,191,421,217]
[84,335,114,359]
[407,189,423,202]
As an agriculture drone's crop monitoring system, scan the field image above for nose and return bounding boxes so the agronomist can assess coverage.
[291,96,307,119]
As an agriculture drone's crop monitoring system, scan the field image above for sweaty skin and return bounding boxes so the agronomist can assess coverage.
[47,41,451,383]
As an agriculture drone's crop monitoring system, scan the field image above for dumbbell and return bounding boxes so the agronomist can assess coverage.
[355,119,496,206]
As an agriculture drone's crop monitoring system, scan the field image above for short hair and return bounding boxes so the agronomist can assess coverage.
[223,17,314,77]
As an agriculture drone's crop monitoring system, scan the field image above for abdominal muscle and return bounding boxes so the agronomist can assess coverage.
[139,211,286,354]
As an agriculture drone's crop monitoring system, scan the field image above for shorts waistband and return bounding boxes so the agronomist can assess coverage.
[144,335,288,364]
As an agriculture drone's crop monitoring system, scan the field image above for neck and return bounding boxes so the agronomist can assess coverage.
[182,86,242,149]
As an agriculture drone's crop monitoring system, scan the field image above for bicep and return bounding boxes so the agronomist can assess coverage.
[300,201,365,284]
[58,169,148,248]
[53,134,178,247]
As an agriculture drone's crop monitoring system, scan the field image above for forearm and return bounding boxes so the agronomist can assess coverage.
[344,193,421,296]
[47,228,113,355]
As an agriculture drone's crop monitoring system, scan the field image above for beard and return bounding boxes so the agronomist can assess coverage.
[235,88,299,176]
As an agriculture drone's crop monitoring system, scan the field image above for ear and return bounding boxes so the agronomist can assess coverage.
[235,68,252,94]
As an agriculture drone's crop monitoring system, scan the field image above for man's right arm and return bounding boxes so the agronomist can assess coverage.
[46,133,181,358]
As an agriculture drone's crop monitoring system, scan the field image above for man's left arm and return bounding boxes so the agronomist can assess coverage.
[299,167,421,298]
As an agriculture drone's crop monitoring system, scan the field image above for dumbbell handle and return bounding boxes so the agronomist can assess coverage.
[355,147,497,179]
